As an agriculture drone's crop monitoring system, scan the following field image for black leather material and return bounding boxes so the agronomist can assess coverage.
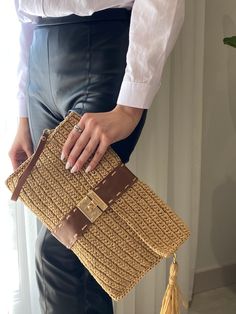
[27,8,148,314]
[27,9,147,164]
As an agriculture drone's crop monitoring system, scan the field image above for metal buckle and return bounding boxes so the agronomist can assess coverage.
[77,190,108,223]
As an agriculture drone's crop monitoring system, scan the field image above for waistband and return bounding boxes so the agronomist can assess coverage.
[34,8,131,26]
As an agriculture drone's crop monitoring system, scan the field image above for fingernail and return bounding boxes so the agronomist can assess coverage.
[71,165,77,173]
[60,153,65,161]
[85,165,92,173]
[65,161,72,170]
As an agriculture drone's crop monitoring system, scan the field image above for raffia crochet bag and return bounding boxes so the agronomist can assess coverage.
[6,111,190,313]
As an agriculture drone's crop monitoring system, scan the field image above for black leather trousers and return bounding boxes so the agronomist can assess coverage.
[27,8,147,314]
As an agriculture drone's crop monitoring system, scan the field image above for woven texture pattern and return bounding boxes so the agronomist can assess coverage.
[6,111,190,301]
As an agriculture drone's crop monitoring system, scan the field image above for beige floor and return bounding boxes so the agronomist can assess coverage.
[189,284,236,314]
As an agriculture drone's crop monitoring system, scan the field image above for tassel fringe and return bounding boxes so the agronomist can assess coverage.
[160,253,189,314]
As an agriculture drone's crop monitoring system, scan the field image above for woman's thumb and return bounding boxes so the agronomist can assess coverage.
[25,144,34,158]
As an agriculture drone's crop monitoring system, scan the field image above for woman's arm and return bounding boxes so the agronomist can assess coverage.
[116,0,185,109]
[8,17,35,170]
[17,22,35,117]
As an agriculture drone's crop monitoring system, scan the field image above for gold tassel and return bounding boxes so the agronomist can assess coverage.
[160,253,189,314]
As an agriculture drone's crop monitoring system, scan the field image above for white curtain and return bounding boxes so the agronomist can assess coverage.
[1,1,206,313]
[0,2,40,313]
[114,0,206,313]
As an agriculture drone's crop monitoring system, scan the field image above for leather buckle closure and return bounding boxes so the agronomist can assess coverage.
[77,190,108,223]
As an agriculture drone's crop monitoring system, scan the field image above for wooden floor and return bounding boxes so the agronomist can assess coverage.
[189,284,236,314]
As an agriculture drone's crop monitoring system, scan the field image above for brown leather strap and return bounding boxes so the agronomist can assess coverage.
[52,164,137,248]
[94,163,137,205]
[11,129,51,201]
[52,207,92,248]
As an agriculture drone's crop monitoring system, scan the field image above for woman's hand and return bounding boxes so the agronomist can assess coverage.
[8,117,34,170]
[61,105,144,173]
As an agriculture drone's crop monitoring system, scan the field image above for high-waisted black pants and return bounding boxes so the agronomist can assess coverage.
[27,8,147,314]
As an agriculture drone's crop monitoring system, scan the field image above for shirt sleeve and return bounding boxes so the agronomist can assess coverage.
[116,0,185,109]
[17,22,34,117]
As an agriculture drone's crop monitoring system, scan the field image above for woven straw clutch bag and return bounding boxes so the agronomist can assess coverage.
[5,111,190,310]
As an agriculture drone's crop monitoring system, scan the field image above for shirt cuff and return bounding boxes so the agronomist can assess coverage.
[18,97,28,117]
[116,80,161,109]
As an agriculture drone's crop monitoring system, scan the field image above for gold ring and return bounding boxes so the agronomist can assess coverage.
[74,124,84,133]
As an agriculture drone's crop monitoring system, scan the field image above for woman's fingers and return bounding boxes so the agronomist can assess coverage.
[8,148,27,170]
[8,119,34,170]
[64,131,109,174]
[60,120,85,162]
[71,138,99,173]
[84,139,109,173]
[61,113,106,173]
[62,130,90,170]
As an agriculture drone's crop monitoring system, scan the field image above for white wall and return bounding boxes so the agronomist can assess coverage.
[196,0,236,272]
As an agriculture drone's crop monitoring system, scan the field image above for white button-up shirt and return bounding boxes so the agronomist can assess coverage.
[15,0,185,117]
